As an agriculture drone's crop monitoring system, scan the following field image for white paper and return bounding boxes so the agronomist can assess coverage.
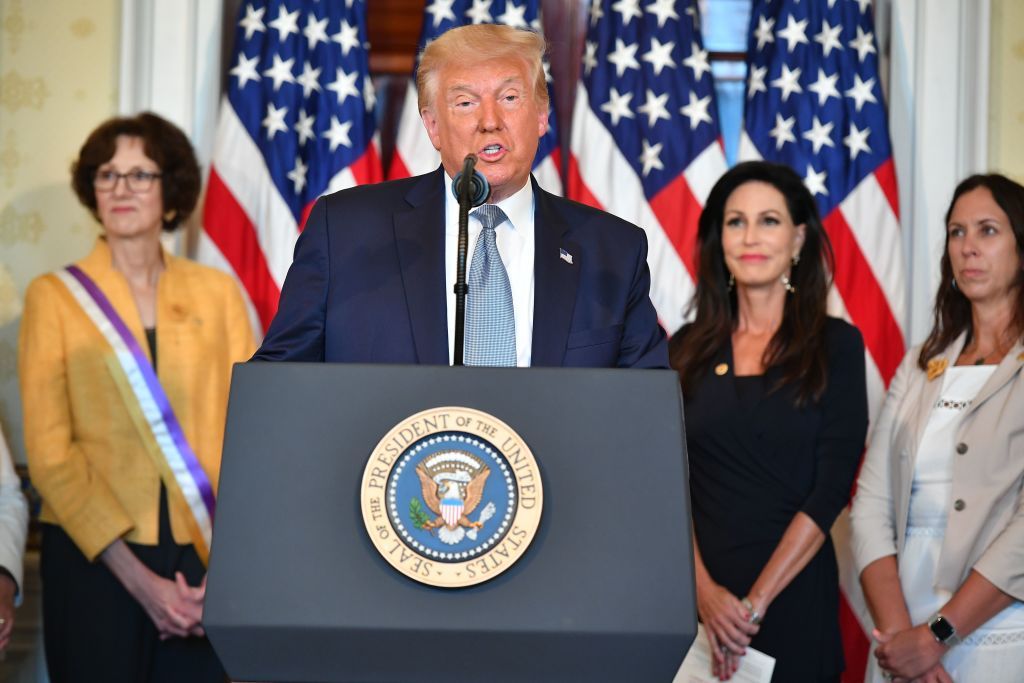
[673,624,776,683]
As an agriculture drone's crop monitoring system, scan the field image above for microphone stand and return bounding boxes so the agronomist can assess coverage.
[452,157,474,366]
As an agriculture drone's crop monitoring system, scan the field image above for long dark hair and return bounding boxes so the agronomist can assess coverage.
[918,173,1024,369]
[670,161,835,405]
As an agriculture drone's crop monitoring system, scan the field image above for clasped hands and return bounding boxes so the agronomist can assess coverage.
[697,582,762,681]
[138,570,207,641]
[872,625,952,683]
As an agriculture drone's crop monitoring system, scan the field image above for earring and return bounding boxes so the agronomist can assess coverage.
[781,273,796,294]
[727,272,735,291]
[951,278,958,291]
[792,253,800,266]
[163,209,177,223]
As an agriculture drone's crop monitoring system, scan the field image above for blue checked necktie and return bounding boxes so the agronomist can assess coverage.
[464,204,516,366]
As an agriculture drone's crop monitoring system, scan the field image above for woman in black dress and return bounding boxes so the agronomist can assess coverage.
[670,161,868,681]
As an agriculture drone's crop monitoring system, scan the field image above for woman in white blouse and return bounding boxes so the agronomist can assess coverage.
[850,173,1024,683]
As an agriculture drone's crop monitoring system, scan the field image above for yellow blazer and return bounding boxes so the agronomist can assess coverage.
[19,239,255,561]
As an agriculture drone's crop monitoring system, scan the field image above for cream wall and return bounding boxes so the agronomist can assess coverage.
[989,0,1024,183]
[0,0,119,465]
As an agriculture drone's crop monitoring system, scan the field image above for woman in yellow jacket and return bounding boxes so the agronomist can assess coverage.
[19,113,254,682]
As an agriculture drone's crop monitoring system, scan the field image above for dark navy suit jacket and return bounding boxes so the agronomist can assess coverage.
[253,168,668,368]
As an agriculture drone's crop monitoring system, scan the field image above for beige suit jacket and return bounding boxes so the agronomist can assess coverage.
[850,333,1024,600]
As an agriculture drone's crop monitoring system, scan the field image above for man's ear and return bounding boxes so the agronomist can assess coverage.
[421,107,442,151]
[537,107,549,138]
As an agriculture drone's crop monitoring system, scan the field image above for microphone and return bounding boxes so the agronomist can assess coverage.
[451,154,491,207]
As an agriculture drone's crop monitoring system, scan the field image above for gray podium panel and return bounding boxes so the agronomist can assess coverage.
[205,364,695,683]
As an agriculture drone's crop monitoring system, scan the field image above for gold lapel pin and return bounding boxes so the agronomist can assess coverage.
[1017,352,1024,362]
[926,358,948,382]
[715,363,729,376]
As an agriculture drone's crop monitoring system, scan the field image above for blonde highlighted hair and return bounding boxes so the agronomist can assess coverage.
[416,24,549,112]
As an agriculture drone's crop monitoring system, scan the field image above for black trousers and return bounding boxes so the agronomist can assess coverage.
[40,489,226,683]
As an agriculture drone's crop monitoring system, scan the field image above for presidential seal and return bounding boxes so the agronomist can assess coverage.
[360,406,543,588]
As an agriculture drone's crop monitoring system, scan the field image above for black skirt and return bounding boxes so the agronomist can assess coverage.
[40,487,226,683]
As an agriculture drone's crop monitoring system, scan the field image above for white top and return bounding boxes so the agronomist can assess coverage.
[444,173,535,367]
[909,365,996,530]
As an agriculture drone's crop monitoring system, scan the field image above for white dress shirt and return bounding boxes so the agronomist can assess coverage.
[444,173,535,367]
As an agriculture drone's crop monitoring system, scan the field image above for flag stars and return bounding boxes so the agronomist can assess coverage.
[844,122,872,160]
[808,68,840,106]
[683,42,711,81]
[327,67,360,105]
[363,76,377,112]
[642,37,675,77]
[804,165,828,197]
[600,87,635,126]
[323,116,353,151]
[680,91,713,130]
[854,0,873,14]
[497,2,528,28]
[637,89,671,127]
[607,39,641,78]
[296,62,322,98]
[464,0,493,24]
[589,0,604,28]
[238,4,266,41]
[612,0,643,26]
[230,53,260,89]
[645,0,679,29]
[639,139,664,177]
[845,74,878,111]
[294,109,316,145]
[287,157,308,194]
[754,15,776,51]
[849,25,877,62]
[814,20,844,57]
[425,0,456,28]
[776,14,809,54]
[302,14,329,50]
[770,63,803,102]
[802,116,836,154]
[262,102,288,140]
[769,113,797,149]
[268,5,300,41]
[263,54,296,92]
[747,65,767,99]
[332,20,361,56]
[583,41,598,76]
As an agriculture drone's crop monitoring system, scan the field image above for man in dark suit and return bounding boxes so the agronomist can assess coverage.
[253,23,667,368]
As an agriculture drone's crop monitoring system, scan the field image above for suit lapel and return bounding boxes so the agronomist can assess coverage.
[530,180,579,367]
[966,338,1024,415]
[394,168,449,365]
[906,335,963,466]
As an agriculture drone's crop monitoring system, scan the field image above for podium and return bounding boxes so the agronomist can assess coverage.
[205,363,696,682]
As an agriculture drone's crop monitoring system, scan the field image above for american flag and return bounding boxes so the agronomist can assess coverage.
[201,0,382,332]
[567,0,728,333]
[388,0,562,194]
[740,1,906,679]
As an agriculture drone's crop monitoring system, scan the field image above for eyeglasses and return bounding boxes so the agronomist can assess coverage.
[94,169,162,193]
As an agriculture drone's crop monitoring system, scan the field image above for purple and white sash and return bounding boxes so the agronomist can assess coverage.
[57,265,215,559]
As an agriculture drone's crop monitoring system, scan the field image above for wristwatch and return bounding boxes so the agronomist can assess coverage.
[927,613,961,647]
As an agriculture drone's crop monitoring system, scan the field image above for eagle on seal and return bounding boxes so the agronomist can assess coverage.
[415,463,490,535]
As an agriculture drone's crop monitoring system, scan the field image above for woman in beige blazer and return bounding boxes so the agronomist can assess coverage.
[19,113,254,683]
[850,174,1024,683]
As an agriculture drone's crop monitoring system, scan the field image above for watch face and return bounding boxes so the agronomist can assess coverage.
[930,616,955,641]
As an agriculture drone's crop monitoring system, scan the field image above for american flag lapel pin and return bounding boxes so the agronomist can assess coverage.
[559,248,573,265]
